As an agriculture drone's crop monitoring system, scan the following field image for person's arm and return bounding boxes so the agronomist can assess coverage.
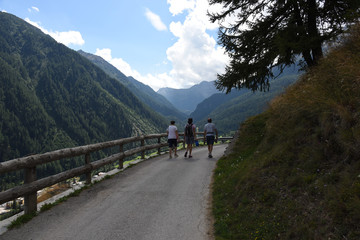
[176,130,179,140]
[215,128,218,142]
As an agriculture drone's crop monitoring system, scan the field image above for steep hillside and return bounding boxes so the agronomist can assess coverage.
[157,81,220,114]
[212,24,360,239]
[192,72,299,134]
[78,50,186,121]
[0,13,167,168]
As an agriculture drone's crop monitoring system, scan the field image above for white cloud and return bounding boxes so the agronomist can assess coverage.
[165,0,229,88]
[145,9,167,31]
[90,0,228,91]
[97,0,229,91]
[95,48,182,91]
[95,48,112,62]
[28,6,40,13]
[51,31,85,46]
[95,48,141,80]
[1,9,7,13]
[142,73,179,91]
[167,0,195,16]
[25,18,85,46]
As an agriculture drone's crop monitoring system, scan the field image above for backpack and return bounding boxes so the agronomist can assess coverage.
[185,124,193,137]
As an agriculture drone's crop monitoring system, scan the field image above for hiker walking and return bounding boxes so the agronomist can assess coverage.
[167,120,179,158]
[204,118,218,158]
[184,118,196,158]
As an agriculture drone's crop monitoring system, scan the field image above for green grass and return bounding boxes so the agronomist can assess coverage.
[212,24,360,240]
[0,209,23,221]
[8,212,37,230]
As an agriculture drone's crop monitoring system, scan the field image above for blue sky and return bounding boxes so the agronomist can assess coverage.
[0,0,229,91]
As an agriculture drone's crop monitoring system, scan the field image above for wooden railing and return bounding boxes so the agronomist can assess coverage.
[0,133,232,214]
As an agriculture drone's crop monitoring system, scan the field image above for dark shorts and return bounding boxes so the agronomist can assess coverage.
[206,136,215,145]
[185,136,194,145]
[168,139,177,148]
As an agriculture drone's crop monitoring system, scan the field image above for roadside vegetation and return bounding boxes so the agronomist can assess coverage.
[212,24,360,239]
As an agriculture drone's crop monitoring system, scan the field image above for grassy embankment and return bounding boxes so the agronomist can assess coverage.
[212,24,360,239]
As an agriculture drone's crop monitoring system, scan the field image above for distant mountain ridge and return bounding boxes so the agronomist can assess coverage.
[157,81,220,114]
[191,70,300,134]
[78,50,187,121]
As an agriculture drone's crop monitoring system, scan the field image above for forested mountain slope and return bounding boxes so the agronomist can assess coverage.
[78,50,186,121]
[0,12,167,165]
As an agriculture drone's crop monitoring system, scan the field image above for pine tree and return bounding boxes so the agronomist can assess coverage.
[209,0,360,92]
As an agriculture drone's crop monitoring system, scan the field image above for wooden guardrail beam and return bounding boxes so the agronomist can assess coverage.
[0,134,167,174]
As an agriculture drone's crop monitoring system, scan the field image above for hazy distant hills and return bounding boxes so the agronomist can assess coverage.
[157,81,220,114]
[78,50,187,121]
[0,12,167,162]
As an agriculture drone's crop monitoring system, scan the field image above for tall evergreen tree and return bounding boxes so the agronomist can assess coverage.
[209,0,360,92]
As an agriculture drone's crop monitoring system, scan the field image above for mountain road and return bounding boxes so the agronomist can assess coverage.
[1,144,228,240]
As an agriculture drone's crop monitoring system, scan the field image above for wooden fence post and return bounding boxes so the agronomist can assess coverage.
[85,154,91,184]
[24,166,37,214]
[157,137,161,155]
[119,144,124,169]
[141,137,145,159]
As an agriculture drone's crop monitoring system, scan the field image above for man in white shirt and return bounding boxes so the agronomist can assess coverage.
[203,118,218,158]
[167,120,179,158]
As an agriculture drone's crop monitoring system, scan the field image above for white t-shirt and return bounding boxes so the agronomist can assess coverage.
[167,125,178,139]
[204,123,216,136]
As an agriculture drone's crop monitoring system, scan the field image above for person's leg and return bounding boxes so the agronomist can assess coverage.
[207,136,215,157]
[206,136,211,156]
[184,137,189,157]
[189,137,194,157]
[174,142,178,157]
[169,139,177,158]
[168,140,172,158]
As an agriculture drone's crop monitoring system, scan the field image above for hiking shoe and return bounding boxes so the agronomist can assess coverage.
[209,154,213,158]
[175,154,178,157]
[189,155,192,158]
[169,155,172,159]
[184,152,187,157]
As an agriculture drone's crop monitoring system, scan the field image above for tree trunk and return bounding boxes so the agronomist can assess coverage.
[307,0,323,65]
[292,1,314,67]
